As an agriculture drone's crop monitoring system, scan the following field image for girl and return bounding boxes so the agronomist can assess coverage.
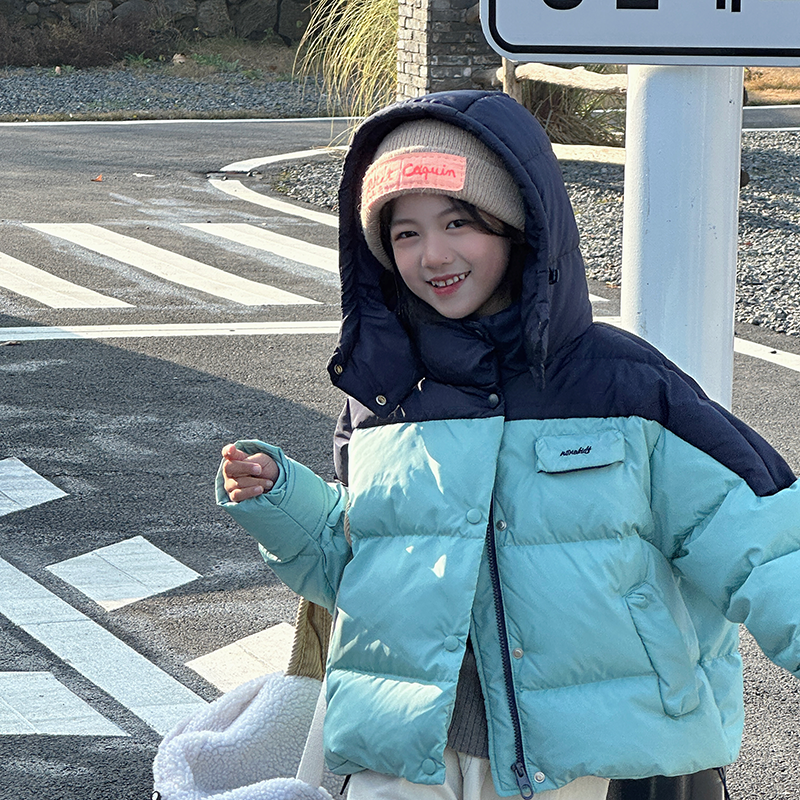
[218,91,800,800]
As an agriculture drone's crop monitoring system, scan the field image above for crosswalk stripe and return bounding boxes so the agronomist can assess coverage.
[0,557,207,735]
[0,672,127,736]
[25,224,318,306]
[0,252,132,309]
[186,622,296,693]
[185,223,339,273]
[0,458,68,517]
[46,536,201,612]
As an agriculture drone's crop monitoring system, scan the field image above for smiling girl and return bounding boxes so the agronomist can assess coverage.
[217,92,800,800]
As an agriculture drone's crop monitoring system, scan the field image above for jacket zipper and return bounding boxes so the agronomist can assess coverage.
[485,505,534,799]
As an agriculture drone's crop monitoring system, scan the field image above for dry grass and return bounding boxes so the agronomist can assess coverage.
[744,67,800,105]
[517,65,626,146]
[295,0,397,121]
[166,36,297,81]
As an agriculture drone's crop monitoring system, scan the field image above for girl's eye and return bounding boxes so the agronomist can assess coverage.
[392,230,417,241]
[446,218,470,230]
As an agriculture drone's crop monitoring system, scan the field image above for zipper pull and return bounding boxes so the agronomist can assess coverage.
[512,760,534,798]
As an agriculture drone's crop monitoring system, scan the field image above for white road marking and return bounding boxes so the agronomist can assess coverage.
[597,316,800,375]
[209,179,339,227]
[185,223,339,273]
[0,321,340,341]
[221,145,347,174]
[733,336,800,373]
[187,622,295,693]
[1,315,797,375]
[0,557,206,735]
[0,672,127,736]
[0,116,346,128]
[47,536,201,612]
[25,224,318,306]
[0,252,131,309]
[0,458,67,517]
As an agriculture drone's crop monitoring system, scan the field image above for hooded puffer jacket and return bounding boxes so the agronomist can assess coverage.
[217,91,800,797]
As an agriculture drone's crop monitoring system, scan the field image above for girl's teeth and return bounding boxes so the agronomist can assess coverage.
[431,273,468,287]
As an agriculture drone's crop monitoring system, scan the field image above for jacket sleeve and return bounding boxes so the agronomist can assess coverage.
[649,426,800,678]
[215,439,351,614]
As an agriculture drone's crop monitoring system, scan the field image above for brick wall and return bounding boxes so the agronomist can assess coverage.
[397,0,501,100]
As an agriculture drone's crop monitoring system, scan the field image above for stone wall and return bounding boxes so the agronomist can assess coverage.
[1,0,310,41]
[397,0,501,100]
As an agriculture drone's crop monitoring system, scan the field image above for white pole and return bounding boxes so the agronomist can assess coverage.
[620,65,744,410]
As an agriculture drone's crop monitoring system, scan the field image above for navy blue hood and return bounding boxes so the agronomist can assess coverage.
[327,90,593,417]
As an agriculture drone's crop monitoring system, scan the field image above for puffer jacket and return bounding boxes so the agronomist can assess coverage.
[217,91,800,797]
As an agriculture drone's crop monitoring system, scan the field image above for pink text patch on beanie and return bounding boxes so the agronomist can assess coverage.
[362,152,467,210]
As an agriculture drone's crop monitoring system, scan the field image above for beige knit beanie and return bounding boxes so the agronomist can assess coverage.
[360,119,525,269]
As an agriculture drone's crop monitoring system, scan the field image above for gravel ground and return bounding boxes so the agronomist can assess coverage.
[0,66,330,118]
[276,131,800,339]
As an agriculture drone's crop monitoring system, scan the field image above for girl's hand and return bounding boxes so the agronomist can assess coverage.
[221,444,279,502]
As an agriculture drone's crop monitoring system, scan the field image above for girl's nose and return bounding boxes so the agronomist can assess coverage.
[421,235,453,268]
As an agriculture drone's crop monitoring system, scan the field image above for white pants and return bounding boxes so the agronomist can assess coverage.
[347,747,609,800]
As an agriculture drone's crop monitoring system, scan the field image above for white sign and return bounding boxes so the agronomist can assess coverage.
[480,0,800,65]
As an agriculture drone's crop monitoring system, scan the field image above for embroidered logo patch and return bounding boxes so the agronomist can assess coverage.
[363,152,467,208]
[560,446,592,457]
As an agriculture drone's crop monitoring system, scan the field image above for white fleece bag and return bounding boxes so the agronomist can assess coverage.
[152,670,334,800]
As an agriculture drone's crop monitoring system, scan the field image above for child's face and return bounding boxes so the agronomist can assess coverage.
[389,193,512,320]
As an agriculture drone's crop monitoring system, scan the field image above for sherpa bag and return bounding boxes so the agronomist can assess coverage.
[152,600,339,800]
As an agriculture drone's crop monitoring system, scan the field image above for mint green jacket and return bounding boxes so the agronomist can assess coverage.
[216,418,800,796]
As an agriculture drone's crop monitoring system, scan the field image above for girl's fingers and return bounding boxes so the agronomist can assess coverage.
[227,485,265,502]
[223,458,263,478]
[221,447,278,495]
[221,443,247,460]
[225,474,271,490]
[224,473,274,500]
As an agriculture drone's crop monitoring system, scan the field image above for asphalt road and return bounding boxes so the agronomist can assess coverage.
[743,103,800,129]
[0,117,798,800]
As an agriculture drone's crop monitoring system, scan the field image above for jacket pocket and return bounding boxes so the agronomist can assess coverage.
[535,430,625,473]
[625,582,701,717]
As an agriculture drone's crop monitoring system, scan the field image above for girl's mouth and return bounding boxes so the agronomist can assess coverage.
[428,271,470,289]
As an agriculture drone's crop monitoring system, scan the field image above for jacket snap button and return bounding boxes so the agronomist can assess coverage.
[512,647,524,659]
[333,364,343,375]
[487,393,500,408]
[534,771,546,783]
[422,758,437,775]
[466,508,482,524]
[444,635,459,651]
[496,520,507,531]
[375,394,387,406]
